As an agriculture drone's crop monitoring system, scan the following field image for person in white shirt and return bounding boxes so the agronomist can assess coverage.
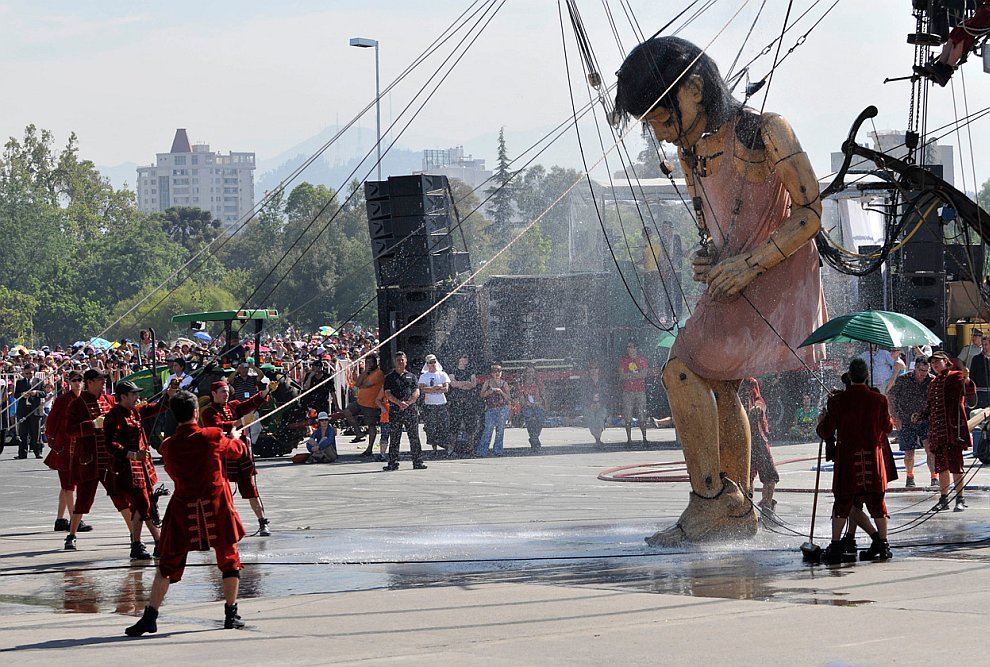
[418,354,451,453]
[956,330,982,370]
[163,358,193,392]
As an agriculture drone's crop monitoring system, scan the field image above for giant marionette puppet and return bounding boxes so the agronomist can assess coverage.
[613,36,826,546]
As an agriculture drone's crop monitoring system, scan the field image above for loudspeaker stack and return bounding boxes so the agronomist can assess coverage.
[365,175,476,370]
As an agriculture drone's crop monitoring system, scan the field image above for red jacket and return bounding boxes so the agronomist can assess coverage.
[817,384,894,496]
[200,392,268,437]
[922,369,976,450]
[201,392,269,479]
[103,401,168,492]
[159,423,247,552]
[44,390,78,472]
[65,392,116,485]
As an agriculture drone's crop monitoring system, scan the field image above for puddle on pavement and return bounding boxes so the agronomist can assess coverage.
[1,521,884,614]
[7,515,989,615]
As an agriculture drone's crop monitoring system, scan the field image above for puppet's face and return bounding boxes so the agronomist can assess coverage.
[644,75,705,147]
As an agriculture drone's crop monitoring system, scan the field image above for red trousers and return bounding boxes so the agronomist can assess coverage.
[158,542,241,583]
[73,479,130,514]
[57,469,75,492]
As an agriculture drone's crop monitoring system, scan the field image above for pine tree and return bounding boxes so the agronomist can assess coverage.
[485,127,516,245]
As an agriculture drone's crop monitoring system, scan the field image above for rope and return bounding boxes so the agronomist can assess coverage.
[92,0,496,340]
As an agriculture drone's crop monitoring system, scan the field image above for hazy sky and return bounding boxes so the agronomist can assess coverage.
[3,0,989,190]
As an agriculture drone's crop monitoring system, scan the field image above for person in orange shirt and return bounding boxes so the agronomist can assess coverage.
[334,354,385,456]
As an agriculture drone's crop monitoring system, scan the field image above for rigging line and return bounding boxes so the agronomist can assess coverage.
[752,0,842,87]
[133,0,508,405]
[887,460,983,535]
[617,0,646,43]
[558,1,676,310]
[959,67,982,210]
[560,1,664,328]
[568,0,706,325]
[289,94,610,320]
[757,0,795,113]
[949,78,969,206]
[94,0,494,340]
[257,4,759,425]
[601,0,627,55]
[213,0,508,350]
[565,0,598,82]
[732,0,826,77]
[646,0,705,42]
[726,0,768,81]
[674,0,720,37]
[607,133,696,322]
[221,0,509,354]
[568,14,693,323]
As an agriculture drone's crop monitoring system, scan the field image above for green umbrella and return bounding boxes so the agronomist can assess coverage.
[658,318,689,349]
[799,310,941,387]
[798,310,941,349]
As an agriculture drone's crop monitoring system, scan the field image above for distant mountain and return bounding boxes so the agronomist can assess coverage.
[101,122,594,200]
[97,161,140,193]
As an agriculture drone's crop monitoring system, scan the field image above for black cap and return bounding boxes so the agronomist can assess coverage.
[82,368,107,381]
[114,380,141,396]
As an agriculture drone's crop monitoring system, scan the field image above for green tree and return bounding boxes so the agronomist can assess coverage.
[267,182,343,326]
[515,165,582,273]
[0,286,39,345]
[0,125,190,343]
[109,279,241,341]
[157,206,222,252]
[485,128,517,245]
[318,180,377,327]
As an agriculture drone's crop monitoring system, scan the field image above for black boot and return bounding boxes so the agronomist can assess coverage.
[224,603,245,629]
[258,518,271,537]
[822,541,845,565]
[859,537,892,561]
[955,496,968,512]
[54,518,70,532]
[130,541,152,560]
[125,606,159,636]
[932,494,950,512]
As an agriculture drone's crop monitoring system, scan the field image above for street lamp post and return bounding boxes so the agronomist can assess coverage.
[349,36,381,181]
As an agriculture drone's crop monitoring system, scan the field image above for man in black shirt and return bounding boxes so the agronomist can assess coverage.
[382,351,426,471]
[968,336,990,408]
[13,364,48,459]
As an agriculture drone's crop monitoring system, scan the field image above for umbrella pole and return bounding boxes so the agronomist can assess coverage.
[801,438,826,563]
[869,344,875,388]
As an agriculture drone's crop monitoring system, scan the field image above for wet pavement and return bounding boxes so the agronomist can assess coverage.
[2,426,990,664]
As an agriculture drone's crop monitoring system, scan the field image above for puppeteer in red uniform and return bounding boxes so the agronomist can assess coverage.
[201,382,269,498]
[63,369,130,550]
[817,384,894,517]
[44,371,86,533]
[125,390,249,637]
[104,379,173,559]
[201,379,274,536]
[919,352,976,511]
[157,423,247,580]
[816,358,894,563]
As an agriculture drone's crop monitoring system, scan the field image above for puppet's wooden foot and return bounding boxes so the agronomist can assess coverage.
[645,475,757,547]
